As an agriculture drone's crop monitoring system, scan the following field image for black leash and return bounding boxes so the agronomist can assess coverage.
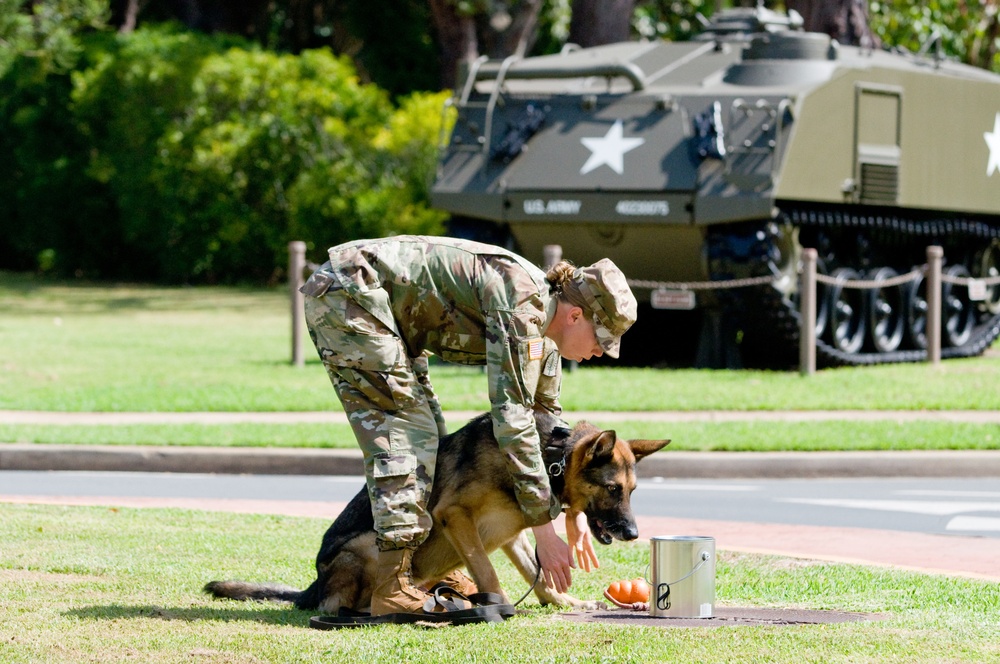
[512,548,544,607]
[513,430,571,607]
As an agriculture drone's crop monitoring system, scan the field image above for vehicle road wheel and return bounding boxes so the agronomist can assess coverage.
[942,264,975,347]
[813,257,830,340]
[865,267,904,353]
[976,240,1000,315]
[826,267,865,354]
[904,268,928,350]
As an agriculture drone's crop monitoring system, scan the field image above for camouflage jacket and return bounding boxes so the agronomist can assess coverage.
[326,235,563,526]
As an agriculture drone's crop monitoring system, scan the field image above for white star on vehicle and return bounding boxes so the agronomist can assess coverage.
[984,112,1000,177]
[580,120,645,175]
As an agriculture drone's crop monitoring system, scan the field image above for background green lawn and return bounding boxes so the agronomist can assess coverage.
[2,272,998,451]
[3,275,999,662]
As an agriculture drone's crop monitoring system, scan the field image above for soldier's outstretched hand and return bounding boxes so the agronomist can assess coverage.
[532,522,574,593]
[565,509,600,573]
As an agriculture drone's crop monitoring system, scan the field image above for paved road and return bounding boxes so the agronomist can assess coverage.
[631,476,1000,538]
[4,469,1000,582]
[4,407,1000,581]
[4,470,997,539]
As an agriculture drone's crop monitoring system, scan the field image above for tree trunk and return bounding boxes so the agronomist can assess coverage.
[786,0,880,48]
[428,0,478,89]
[429,0,544,89]
[118,0,141,33]
[568,0,636,48]
[478,0,543,60]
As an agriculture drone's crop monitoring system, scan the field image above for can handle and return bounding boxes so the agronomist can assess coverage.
[652,550,711,611]
[656,582,671,610]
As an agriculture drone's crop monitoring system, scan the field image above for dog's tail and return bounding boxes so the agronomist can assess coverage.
[203,580,302,604]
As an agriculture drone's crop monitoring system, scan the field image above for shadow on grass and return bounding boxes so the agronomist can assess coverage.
[67,603,314,627]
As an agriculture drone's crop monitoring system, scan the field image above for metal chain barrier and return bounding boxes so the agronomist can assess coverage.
[626,275,780,291]
[619,244,1000,375]
[630,267,1000,292]
[814,269,922,289]
[941,272,1000,286]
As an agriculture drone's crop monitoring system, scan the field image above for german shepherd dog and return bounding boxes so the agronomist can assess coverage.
[205,411,669,612]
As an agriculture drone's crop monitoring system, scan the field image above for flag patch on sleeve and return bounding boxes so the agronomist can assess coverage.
[527,338,544,361]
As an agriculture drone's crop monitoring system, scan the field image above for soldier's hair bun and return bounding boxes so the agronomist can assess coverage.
[546,260,589,309]
[545,260,576,294]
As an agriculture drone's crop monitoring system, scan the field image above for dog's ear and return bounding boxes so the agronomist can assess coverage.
[534,410,572,449]
[629,438,670,463]
[539,426,573,451]
[551,426,572,443]
[583,430,618,463]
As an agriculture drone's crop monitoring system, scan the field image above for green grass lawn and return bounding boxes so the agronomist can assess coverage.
[2,419,997,452]
[3,274,999,663]
[2,272,999,451]
[1,503,997,664]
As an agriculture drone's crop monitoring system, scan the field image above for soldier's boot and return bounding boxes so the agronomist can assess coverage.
[426,569,478,596]
[370,548,431,616]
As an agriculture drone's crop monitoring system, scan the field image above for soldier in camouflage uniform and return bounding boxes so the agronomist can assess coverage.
[301,235,637,618]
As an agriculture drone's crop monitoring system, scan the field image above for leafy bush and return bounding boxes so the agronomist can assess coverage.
[870,0,1000,72]
[0,53,99,275]
[1,22,452,283]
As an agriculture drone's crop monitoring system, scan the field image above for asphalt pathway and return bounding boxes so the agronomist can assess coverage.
[2,409,999,583]
[3,472,998,582]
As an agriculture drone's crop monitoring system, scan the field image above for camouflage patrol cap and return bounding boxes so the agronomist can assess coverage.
[575,258,637,359]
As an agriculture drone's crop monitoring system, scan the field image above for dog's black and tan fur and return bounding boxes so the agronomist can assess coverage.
[205,412,668,612]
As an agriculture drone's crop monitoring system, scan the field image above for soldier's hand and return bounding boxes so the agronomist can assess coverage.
[532,522,573,593]
[565,509,600,573]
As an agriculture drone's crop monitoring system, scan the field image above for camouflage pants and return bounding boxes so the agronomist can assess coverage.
[303,279,448,552]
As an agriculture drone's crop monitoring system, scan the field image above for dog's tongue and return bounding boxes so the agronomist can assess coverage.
[590,518,613,545]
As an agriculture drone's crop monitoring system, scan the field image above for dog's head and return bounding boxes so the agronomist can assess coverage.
[558,422,669,545]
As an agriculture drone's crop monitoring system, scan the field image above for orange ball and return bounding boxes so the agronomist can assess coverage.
[629,577,650,603]
[606,578,650,604]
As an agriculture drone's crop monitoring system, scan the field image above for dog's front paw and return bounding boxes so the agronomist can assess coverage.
[538,591,608,611]
[572,598,608,611]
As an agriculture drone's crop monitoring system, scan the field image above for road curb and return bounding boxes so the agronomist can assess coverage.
[3,443,1000,478]
[0,444,365,476]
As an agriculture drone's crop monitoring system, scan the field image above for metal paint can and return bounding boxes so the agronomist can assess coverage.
[649,536,715,618]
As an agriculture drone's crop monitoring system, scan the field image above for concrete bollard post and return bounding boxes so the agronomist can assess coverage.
[289,241,307,367]
[926,245,942,365]
[543,244,563,271]
[799,248,817,376]
[543,244,577,371]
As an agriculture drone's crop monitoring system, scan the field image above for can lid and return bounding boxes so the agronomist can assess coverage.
[650,535,714,542]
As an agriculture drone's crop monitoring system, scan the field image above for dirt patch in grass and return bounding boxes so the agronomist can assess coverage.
[0,568,105,585]
[561,606,888,628]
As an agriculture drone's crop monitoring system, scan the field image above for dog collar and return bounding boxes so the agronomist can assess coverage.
[543,446,569,504]
[546,457,565,478]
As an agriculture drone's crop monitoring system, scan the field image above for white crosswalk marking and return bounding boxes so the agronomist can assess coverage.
[778,498,1000,516]
[897,490,1000,499]
[946,516,1000,532]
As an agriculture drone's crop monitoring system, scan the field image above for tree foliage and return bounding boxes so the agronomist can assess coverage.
[3,1,1000,283]
[92,2,1000,93]
[0,0,107,78]
[870,0,1000,71]
[1,17,451,283]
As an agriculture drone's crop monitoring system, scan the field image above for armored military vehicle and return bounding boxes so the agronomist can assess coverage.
[432,6,1000,367]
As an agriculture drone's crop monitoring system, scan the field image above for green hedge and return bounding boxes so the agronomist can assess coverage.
[0,24,452,283]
